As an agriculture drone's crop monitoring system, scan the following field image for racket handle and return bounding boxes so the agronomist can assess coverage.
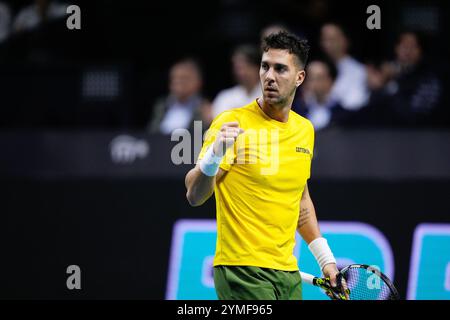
[299,271,315,285]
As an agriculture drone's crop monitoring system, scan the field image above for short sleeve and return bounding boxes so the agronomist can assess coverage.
[197,111,239,171]
[306,120,315,179]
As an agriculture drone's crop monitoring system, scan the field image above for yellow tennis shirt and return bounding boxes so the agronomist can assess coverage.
[198,100,314,271]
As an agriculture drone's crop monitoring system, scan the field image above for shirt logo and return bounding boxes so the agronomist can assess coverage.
[296,147,310,154]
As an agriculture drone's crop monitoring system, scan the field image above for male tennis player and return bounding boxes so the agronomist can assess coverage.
[185,31,341,300]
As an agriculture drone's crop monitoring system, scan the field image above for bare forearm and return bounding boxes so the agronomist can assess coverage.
[298,185,337,276]
[297,195,321,244]
[185,166,216,207]
[185,121,242,207]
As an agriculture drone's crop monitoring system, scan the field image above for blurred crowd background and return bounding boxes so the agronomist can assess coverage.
[0,0,449,131]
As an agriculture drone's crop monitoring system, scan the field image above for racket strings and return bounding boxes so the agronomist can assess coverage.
[339,267,397,300]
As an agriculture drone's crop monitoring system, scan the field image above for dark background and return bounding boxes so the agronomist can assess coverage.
[0,0,449,299]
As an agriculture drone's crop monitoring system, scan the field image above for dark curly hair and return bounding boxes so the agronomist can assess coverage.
[261,31,310,69]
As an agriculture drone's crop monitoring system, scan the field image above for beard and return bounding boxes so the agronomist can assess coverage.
[264,91,282,104]
[263,86,297,107]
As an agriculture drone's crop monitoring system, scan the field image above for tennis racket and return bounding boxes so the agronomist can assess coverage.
[300,264,400,300]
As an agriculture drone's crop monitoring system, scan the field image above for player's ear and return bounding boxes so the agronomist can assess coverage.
[296,69,306,88]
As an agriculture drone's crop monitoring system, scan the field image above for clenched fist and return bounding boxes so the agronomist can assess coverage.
[213,122,244,157]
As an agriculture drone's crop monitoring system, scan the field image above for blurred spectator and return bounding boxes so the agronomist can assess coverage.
[320,23,369,110]
[212,44,261,117]
[366,31,442,125]
[13,0,67,34]
[0,1,11,43]
[148,58,212,135]
[300,59,341,130]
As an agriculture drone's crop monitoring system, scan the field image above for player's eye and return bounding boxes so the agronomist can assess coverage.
[261,63,268,70]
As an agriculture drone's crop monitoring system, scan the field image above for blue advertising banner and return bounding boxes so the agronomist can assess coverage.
[167,219,450,300]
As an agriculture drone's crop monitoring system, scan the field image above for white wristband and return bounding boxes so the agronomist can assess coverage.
[199,146,223,177]
[308,237,336,271]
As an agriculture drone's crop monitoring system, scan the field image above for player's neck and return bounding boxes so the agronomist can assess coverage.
[257,98,291,123]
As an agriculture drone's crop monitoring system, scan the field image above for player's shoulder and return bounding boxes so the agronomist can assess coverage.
[236,100,260,115]
[210,109,241,129]
[213,100,256,122]
[290,110,315,133]
[213,109,239,122]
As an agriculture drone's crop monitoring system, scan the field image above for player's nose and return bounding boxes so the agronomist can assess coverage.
[265,67,275,81]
